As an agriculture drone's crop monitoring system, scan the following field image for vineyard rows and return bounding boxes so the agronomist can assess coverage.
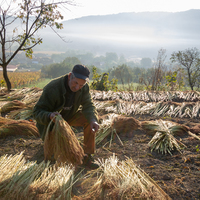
[0,71,41,88]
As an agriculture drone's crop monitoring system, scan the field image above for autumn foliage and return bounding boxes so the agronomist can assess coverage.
[0,71,41,88]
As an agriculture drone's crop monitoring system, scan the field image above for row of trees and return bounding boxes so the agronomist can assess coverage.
[115,48,200,91]
[41,48,200,91]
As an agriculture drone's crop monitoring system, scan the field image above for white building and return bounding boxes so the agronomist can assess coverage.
[0,65,18,72]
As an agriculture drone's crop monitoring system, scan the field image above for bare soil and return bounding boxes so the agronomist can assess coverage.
[0,113,200,199]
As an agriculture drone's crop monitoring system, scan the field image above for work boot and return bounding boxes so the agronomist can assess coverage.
[82,154,99,169]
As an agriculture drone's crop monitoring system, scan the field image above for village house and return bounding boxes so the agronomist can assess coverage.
[0,65,18,72]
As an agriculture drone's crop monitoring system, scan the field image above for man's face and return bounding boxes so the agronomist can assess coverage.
[68,73,86,92]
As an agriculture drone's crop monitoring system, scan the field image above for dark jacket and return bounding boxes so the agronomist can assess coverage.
[33,74,98,140]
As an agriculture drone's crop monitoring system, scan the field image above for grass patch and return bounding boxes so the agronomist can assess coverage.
[117,82,141,91]
[31,78,52,88]
[16,78,52,89]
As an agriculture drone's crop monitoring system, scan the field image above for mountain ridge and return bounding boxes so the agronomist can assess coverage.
[3,9,200,59]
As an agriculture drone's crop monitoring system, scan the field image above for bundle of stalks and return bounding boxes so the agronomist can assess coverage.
[0,152,75,199]
[131,101,147,115]
[178,102,195,118]
[29,163,75,200]
[163,101,182,107]
[6,107,33,120]
[142,120,188,136]
[151,101,170,116]
[0,87,42,102]
[111,115,141,136]
[141,121,160,136]
[94,99,200,118]
[0,117,39,138]
[192,101,200,118]
[0,93,25,101]
[94,100,121,115]
[94,100,120,109]
[0,88,28,101]
[92,90,200,102]
[0,100,26,114]
[0,116,13,125]
[44,115,84,165]
[21,88,42,106]
[147,120,187,155]
[190,124,200,134]
[96,114,140,146]
[169,123,189,136]
[0,152,26,184]
[0,87,8,96]
[95,113,122,146]
[139,102,157,114]
[112,100,134,115]
[80,154,171,200]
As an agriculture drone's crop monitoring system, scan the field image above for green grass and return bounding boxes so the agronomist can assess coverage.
[18,80,141,91]
[29,78,52,89]
[14,79,200,92]
[17,78,52,89]
[117,82,142,91]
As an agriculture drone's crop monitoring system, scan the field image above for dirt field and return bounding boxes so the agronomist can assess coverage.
[0,88,200,199]
[0,114,200,199]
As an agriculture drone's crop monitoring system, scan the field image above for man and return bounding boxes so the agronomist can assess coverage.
[33,64,99,168]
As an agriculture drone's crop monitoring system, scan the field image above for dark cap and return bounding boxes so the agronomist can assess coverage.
[72,64,90,81]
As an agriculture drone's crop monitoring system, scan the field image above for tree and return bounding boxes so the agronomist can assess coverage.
[140,48,166,91]
[171,47,200,90]
[140,57,152,68]
[0,0,74,91]
[105,52,118,68]
[41,57,80,78]
[91,67,118,91]
[139,68,155,90]
[110,64,132,84]
[165,71,178,91]
[152,48,167,90]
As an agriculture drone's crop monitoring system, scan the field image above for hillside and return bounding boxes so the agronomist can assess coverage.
[41,9,200,58]
[4,9,200,59]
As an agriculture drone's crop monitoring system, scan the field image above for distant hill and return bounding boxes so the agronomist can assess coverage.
[4,9,200,59]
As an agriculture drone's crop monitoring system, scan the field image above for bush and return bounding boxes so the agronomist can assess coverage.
[90,67,118,91]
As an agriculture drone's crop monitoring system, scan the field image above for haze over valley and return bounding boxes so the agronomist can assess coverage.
[35,9,200,60]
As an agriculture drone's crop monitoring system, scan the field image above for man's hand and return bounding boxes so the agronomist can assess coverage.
[90,121,99,134]
[49,112,61,122]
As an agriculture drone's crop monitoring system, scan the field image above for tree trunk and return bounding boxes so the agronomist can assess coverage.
[3,66,11,91]
[187,69,193,91]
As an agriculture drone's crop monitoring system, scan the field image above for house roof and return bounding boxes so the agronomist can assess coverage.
[0,65,18,72]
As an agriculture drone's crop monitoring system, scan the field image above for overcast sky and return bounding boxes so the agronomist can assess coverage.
[62,0,200,20]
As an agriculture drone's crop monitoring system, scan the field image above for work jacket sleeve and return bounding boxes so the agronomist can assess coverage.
[32,86,59,125]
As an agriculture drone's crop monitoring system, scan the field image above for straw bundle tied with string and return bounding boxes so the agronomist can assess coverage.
[44,115,84,166]
[0,117,39,138]
[141,119,188,155]
[80,154,171,200]
[0,152,75,199]
[0,100,26,114]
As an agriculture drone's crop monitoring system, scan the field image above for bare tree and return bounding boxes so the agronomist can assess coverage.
[171,47,200,90]
[139,68,154,90]
[0,0,75,91]
[139,48,166,91]
[151,48,167,90]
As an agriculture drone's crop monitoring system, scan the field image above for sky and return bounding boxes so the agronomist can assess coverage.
[62,0,200,20]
